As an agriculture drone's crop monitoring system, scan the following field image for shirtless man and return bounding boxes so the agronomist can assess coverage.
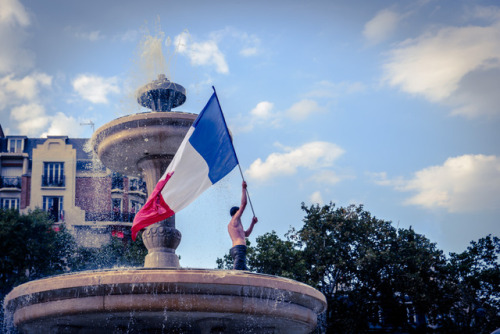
[228,181,258,270]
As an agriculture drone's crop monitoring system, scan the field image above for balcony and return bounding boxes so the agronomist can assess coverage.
[41,175,65,187]
[129,179,147,194]
[0,177,22,190]
[85,211,135,223]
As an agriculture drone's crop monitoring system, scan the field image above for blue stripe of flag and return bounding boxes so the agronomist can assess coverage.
[189,92,238,184]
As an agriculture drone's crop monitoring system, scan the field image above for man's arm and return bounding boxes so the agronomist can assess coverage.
[237,181,248,217]
[245,216,258,237]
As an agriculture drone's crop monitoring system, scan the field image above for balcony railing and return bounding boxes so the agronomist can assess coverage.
[85,211,136,222]
[41,175,65,187]
[129,180,147,193]
[0,177,22,189]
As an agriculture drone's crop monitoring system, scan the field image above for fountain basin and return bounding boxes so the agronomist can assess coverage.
[5,269,327,333]
[92,111,197,178]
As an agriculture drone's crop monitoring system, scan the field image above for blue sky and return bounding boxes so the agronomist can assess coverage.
[1,0,499,268]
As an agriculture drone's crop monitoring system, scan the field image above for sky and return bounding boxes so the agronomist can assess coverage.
[0,0,499,268]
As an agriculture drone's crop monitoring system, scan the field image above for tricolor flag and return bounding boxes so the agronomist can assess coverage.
[131,90,238,240]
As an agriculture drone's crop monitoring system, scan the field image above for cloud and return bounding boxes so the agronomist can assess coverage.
[64,26,105,41]
[233,97,328,134]
[9,103,83,137]
[208,27,262,58]
[383,19,500,117]
[286,99,326,121]
[41,112,83,137]
[375,155,500,213]
[10,103,49,136]
[72,74,119,104]
[310,170,342,185]
[0,73,52,107]
[364,9,401,45]
[0,0,30,26]
[174,31,229,74]
[240,47,258,57]
[250,101,274,119]
[310,191,324,206]
[246,141,344,181]
[304,80,365,99]
[232,101,279,133]
[120,29,139,42]
[76,30,103,42]
[0,0,33,74]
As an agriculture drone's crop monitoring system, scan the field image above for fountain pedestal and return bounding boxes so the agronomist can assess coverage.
[91,75,194,268]
[142,217,181,268]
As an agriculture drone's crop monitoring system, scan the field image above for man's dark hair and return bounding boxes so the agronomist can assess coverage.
[230,206,239,217]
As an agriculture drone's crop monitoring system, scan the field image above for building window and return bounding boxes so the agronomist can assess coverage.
[129,178,146,193]
[129,200,141,222]
[43,196,63,222]
[42,162,65,187]
[8,138,24,153]
[1,198,19,210]
[112,198,122,221]
[111,173,123,190]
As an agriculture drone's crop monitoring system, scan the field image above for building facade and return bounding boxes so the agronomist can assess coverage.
[0,125,146,247]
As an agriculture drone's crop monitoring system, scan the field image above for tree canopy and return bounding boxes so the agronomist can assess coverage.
[218,203,500,333]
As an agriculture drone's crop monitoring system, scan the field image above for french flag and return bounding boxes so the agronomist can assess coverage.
[131,90,238,240]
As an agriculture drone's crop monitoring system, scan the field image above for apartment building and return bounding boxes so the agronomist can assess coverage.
[0,124,146,247]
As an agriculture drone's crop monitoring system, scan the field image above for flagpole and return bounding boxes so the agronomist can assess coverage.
[212,86,256,218]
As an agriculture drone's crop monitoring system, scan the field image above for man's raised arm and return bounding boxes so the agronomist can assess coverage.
[238,181,248,215]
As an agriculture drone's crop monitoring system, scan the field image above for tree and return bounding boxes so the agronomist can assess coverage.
[445,235,500,333]
[0,208,76,330]
[0,208,76,297]
[216,203,495,333]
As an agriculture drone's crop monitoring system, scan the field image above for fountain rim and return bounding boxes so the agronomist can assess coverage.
[5,268,327,314]
[92,110,198,148]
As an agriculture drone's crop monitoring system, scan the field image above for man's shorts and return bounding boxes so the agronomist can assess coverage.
[230,245,247,270]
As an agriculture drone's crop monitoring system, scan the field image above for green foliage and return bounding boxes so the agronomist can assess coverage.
[0,208,76,296]
[218,202,500,333]
[444,235,500,333]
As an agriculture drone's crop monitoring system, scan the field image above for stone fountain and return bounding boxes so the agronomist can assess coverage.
[4,75,326,333]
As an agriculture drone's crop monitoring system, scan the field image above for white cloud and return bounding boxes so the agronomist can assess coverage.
[251,101,274,119]
[364,9,401,45]
[72,74,119,104]
[10,103,49,136]
[376,155,500,213]
[64,26,105,41]
[174,31,229,74]
[232,101,279,133]
[0,73,52,105]
[41,112,83,137]
[310,191,324,206]
[10,103,83,137]
[246,141,344,181]
[120,29,139,42]
[0,0,33,74]
[208,27,262,58]
[310,170,342,185]
[77,30,103,42]
[305,80,365,99]
[240,47,258,57]
[0,0,30,26]
[383,19,500,117]
[286,99,326,121]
